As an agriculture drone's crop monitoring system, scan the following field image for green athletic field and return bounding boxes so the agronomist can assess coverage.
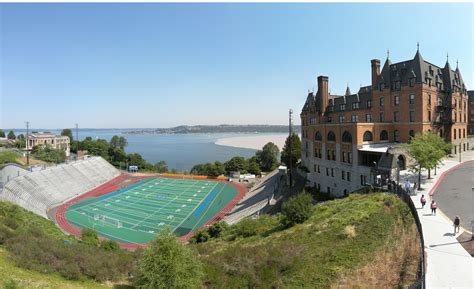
[65,177,239,244]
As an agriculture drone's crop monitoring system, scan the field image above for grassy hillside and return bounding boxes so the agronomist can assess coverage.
[0,193,420,288]
[194,193,420,288]
[0,151,22,167]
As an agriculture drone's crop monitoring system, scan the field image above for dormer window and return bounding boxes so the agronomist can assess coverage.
[340,104,345,111]
[409,78,415,87]
[352,102,359,110]
[394,81,401,90]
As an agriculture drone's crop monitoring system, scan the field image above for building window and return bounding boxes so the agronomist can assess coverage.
[317,165,321,173]
[327,150,331,160]
[427,94,431,105]
[380,96,384,107]
[351,115,358,123]
[395,81,401,90]
[314,165,317,172]
[342,152,346,162]
[409,78,415,87]
[394,111,400,122]
[394,130,400,142]
[428,111,431,122]
[367,100,372,108]
[366,114,372,122]
[409,111,415,122]
[360,175,367,186]
[352,102,359,110]
[409,94,415,104]
[340,104,346,111]
[409,130,415,141]
[332,150,336,161]
[315,131,322,141]
[327,131,336,142]
[339,115,345,123]
[380,130,388,141]
[327,117,332,123]
[331,168,334,177]
[380,111,385,122]
[342,131,352,143]
[394,95,400,106]
[363,131,373,142]
[347,172,351,182]
[327,187,331,193]
[342,170,345,180]
[459,129,461,139]
[463,129,466,138]
[348,152,352,164]
[326,167,329,176]
[438,96,443,106]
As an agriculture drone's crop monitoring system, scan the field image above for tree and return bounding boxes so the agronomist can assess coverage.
[281,190,313,227]
[0,129,5,138]
[281,133,301,168]
[155,161,169,173]
[256,142,280,171]
[403,132,452,189]
[61,129,73,142]
[118,136,128,149]
[33,145,66,163]
[7,131,16,140]
[247,158,262,175]
[128,153,147,168]
[110,135,120,148]
[224,156,248,174]
[134,229,203,289]
[80,228,99,247]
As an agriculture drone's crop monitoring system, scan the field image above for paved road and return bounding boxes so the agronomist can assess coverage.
[433,161,474,229]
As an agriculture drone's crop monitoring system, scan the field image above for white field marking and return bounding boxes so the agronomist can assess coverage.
[158,222,165,226]
[149,230,154,233]
[126,196,130,199]
[105,204,110,207]
[182,204,186,207]
[167,215,174,219]
[174,181,219,232]
[189,183,227,232]
[129,178,201,229]
[193,194,197,197]
[175,209,181,212]
[187,199,192,201]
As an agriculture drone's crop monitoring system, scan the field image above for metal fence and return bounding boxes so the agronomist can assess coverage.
[393,183,426,289]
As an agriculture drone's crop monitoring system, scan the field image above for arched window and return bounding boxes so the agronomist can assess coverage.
[363,131,373,142]
[342,131,352,143]
[327,131,336,142]
[394,130,400,142]
[315,131,322,141]
[380,130,388,141]
[409,130,415,141]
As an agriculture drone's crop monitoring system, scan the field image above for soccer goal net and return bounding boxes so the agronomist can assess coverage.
[93,214,123,228]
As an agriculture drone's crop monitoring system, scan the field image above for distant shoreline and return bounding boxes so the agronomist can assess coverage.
[215,134,289,150]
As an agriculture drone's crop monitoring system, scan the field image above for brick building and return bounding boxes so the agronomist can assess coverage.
[300,49,469,196]
[468,90,474,135]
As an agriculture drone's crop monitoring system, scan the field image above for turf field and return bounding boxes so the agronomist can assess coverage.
[64,177,239,244]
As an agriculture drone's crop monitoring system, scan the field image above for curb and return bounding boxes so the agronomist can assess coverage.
[428,160,474,197]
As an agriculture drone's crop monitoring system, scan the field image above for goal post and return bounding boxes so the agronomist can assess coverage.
[92,214,123,228]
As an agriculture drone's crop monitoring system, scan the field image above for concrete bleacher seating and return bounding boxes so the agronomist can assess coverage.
[0,157,119,218]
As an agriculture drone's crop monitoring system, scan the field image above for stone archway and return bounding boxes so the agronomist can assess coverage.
[397,155,406,170]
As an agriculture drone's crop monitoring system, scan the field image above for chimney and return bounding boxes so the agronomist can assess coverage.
[371,59,380,88]
[317,76,329,114]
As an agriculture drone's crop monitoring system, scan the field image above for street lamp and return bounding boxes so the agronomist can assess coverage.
[396,159,403,194]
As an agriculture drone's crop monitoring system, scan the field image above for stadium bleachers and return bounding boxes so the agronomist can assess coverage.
[0,157,119,218]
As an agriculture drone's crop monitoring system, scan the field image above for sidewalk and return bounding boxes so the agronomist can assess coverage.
[399,150,474,289]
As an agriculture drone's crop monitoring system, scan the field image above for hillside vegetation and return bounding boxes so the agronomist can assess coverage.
[193,193,420,288]
[0,193,420,288]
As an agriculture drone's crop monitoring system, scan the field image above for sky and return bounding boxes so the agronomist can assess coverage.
[1,3,473,129]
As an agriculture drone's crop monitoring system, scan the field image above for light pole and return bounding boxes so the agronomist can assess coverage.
[396,159,402,194]
[25,121,30,166]
[459,143,462,163]
[288,109,293,187]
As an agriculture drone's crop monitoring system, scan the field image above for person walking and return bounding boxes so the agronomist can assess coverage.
[453,216,461,235]
[430,200,438,215]
[404,180,411,194]
[420,194,426,209]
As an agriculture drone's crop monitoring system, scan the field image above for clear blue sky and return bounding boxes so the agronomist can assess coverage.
[1,3,473,129]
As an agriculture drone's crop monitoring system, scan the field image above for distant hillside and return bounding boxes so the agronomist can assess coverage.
[124,124,301,135]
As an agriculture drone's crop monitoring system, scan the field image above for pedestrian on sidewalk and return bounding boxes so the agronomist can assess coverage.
[420,194,426,209]
[453,216,461,234]
[404,180,411,194]
[430,200,438,215]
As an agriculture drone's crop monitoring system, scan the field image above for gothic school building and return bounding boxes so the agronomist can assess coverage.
[300,49,469,197]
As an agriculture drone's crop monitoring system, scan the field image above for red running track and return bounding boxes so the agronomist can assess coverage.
[54,174,247,250]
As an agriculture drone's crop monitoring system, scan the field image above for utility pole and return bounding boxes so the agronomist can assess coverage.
[25,121,30,166]
[75,123,79,141]
[459,143,462,163]
[288,109,293,187]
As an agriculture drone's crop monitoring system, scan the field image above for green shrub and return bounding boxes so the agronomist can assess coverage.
[233,218,259,238]
[208,221,228,238]
[281,190,314,227]
[134,229,203,289]
[2,279,19,289]
[80,228,99,247]
[191,229,210,244]
[101,239,120,251]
